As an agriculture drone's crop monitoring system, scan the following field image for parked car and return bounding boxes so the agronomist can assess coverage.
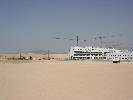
[113,58,120,63]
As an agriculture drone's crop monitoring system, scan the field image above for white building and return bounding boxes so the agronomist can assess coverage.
[68,46,133,61]
[107,50,133,61]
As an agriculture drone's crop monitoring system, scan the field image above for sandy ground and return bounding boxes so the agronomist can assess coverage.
[0,61,133,100]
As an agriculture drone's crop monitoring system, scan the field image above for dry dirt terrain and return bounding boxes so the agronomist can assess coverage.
[0,61,133,100]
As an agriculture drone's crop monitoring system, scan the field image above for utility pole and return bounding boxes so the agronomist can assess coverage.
[77,36,79,46]
[19,51,21,59]
[99,36,103,48]
[48,50,50,60]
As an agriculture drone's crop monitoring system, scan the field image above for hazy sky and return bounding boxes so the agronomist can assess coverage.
[0,0,133,52]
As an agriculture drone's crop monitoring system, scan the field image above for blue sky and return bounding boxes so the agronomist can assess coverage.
[0,0,133,52]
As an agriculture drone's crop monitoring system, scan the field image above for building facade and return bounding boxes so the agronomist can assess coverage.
[68,46,133,61]
[106,50,133,61]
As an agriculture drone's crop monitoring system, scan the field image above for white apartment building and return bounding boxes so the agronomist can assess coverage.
[68,46,133,61]
[107,50,133,61]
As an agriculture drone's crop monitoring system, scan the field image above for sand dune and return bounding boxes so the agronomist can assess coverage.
[0,61,133,100]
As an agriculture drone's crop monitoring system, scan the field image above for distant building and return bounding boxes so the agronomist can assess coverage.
[107,50,133,61]
[68,46,133,61]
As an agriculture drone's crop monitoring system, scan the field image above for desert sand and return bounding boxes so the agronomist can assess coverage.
[0,61,133,100]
